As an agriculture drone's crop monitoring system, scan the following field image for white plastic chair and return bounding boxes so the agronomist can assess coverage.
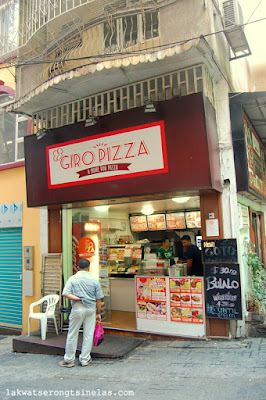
[28,294,59,340]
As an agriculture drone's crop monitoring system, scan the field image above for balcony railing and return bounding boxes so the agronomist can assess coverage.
[18,0,177,49]
[32,64,214,132]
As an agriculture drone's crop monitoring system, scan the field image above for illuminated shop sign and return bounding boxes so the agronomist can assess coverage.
[46,121,168,189]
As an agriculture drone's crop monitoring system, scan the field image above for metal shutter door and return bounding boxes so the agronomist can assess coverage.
[0,228,22,327]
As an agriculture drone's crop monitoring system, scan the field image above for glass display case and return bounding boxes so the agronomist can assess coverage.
[139,259,170,276]
[100,243,142,277]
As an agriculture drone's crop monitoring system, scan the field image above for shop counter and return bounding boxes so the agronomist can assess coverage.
[110,277,135,312]
[135,275,206,338]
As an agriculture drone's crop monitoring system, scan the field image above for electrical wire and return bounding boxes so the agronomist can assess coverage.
[0,16,265,70]
[245,0,264,25]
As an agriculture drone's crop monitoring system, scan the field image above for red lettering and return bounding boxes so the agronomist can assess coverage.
[138,140,149,156]
[98,148,106,163]
[60,156,69,169]
[107,147,111,162]
[112,145,123,161]
[124,142,136,159]
[74,154,80,167]
[82,151,95,166]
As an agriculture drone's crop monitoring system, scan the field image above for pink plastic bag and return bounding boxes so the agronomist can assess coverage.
[94,322,104,347]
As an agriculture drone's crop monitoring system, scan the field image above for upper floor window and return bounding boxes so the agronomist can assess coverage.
[104,11,159,52]
[0,94,29,166]
[0,1,18,57]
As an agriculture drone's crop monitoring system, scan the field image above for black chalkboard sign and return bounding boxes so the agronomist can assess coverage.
[202,239,238,263]
[204,264,242,320]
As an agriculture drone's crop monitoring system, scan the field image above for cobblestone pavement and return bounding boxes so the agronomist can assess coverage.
[0,336,265,400]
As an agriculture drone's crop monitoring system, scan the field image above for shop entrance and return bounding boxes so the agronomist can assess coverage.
[62,195,202,331]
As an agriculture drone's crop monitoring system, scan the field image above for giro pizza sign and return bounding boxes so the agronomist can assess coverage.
[46,121,168,189]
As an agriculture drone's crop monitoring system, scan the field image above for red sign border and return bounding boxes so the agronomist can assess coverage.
[46,121,168,190]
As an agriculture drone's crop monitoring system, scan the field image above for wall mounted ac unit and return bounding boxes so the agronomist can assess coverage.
[222,0,244,27]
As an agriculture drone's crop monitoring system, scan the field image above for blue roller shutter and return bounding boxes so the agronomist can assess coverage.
[0,228,22,327]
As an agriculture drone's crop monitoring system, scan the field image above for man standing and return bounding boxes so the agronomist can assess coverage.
[181,235,203,276]
[59,258,104,367]
[156,238,175,265]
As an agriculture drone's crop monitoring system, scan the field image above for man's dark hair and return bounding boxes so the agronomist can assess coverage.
[78,258,90,269]
[162,238,169,243]
[181,235,191,241]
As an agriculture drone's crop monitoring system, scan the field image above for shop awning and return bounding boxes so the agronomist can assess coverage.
[230,92,266,146]
[4,38,220,116]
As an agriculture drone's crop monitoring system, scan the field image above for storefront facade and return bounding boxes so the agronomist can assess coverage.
[230,93,266,335]
[2,0,255,337]
[24,92,233,338]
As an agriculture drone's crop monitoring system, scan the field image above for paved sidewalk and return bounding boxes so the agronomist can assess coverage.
[0,336,265,400]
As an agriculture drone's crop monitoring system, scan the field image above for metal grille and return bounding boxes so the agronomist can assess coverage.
[18,0,175,49]
[41,253,62,333]
[0,228,22,328]
[32,64,214,132]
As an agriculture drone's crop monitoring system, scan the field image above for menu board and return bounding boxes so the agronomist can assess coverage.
[130,215,148,232]
[166,212,186,230]
[136,277,167,321]
[205,264,242,319]
[169,278,204,324]
[185,211,201,228]
[147,214,166,231]
[202,239,238,263]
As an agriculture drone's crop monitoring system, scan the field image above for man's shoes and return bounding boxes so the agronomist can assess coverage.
[80,358,92,367]
[59,360,75,368]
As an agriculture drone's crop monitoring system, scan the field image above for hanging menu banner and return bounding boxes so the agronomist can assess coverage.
[166,212,186,230]
[130,215,148,232]
[202,239,238,263]
[147,214,166,231]
[205,264,242,320]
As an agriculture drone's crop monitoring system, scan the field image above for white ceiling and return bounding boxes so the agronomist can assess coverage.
[70,195,200,215]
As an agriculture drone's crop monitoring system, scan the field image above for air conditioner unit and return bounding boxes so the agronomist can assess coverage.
[222,0,243,27]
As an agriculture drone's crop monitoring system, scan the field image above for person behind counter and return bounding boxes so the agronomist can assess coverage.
[181,235,203,276]
[156,238,175,265]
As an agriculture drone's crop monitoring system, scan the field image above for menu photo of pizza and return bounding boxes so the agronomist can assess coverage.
[185,211,201,228]
[166,212,186,230]
[147,214,166,231]
[130,215,148,232]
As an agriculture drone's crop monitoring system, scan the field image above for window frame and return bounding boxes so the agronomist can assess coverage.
[0,92,30,168]
[104,10,159,52]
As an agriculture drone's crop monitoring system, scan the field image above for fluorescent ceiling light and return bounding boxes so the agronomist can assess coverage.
[172,197,191,203]
[141,205,154,215]
[84,222,101,232]
[94,205,109,212]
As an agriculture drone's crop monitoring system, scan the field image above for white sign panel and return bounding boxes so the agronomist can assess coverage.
[47,121,168,189]
[0,202,22,228]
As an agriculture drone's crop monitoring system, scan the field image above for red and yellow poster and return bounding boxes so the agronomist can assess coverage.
[169,278,204,324]
[136,277,167,321]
